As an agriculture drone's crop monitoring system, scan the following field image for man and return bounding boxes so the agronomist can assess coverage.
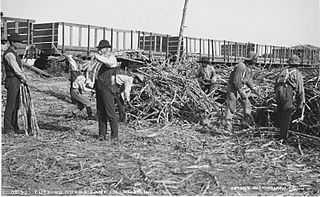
[196,56,217,94]
[94,40,119,141]
[274,54,305,140]
[66,74,95,119]
[1,35,10,84]
[2,33,28,134]
[113,73,144,123]
[223,51,260,131]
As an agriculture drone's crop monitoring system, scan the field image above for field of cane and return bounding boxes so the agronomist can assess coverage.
[1,59,320,196]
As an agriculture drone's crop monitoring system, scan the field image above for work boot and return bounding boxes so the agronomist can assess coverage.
[86,107,97,120]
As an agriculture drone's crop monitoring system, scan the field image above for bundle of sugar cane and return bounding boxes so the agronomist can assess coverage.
[19,83,40,136]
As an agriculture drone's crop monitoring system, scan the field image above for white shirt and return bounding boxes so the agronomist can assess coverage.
[111,74,134,102]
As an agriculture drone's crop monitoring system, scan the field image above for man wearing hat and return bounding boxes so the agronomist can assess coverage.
[2,32,28,134]
[223,51,260,132]
[113,73,144,123]
[196,56,217,94]
[274,54,305,140]
[93,39,119,141]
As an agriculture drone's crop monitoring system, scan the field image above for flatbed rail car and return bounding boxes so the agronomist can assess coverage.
[2,16,319,66]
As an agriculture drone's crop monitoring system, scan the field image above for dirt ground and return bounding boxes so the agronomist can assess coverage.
[1,70,320,196]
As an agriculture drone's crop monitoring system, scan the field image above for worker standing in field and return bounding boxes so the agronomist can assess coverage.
[113,73,145,123]
[2,33,28,134]
[94,40,119,142]
[223,51,260,132]
[196,56,217,94]
[274,55,305,140]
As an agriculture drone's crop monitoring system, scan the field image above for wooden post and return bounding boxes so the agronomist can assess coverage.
[123,31,126,49]
[211,40,214,62]
[166,34,169,58]
[234,42,237,62]
[199,38,202,58]
[15,21,19,33]
[116,31,119,50]
[223,40,226,63]
[227,41,230,62]
[264,45,267,64]
[130,30,133,49]
[27,19,30,45]
[149,32,152,58]
[78,27,82,47]
[110,28,113,49]
[185,37,188,58]
[207,39,210,59]
[94,28,98,47]
[154,35,157,52]
[142,32,145,50]
[176,0,189,64]
[87,25,90,55]
[70,26,73,46]
[103,27,106,40]
[137,31,141,49]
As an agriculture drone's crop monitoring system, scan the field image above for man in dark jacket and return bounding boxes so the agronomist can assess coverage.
[94,40,119,142]
[274,55,305,140]
[2,33,27,134]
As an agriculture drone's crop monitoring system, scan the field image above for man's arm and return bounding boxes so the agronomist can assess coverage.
[210,67,217,83]
[122,75,134,102]
[295,71,305,120]
[5,53,27,83]
[94,54,118,68]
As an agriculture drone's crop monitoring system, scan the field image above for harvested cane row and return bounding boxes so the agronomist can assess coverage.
[126,60,320,137]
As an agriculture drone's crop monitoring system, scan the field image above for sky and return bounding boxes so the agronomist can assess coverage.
[1,0,319,47]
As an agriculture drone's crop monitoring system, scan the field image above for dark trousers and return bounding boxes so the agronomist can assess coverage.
[115,92,126,122]
[95,84,118,139]
[4,77,21,132]
[275,84,294,140]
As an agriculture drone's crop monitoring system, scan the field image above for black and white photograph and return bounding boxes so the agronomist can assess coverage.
[1,0,319,195]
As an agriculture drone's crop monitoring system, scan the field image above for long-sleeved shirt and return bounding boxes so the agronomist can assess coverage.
[95,53,118,68]
[228,61,254,91]
[72,75,93,92]
[196,64,217,83]
[111,74,134,102]
[275,67,305,108]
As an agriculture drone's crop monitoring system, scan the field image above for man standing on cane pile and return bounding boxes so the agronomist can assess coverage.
[196,56,217,94]
[2,33,28,134]
[93,40,119,142]
[274,54,305,140]
[223,51,260,132]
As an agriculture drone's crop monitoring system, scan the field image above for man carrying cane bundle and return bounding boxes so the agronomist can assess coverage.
[93,40,119,142]
[2,33,28,134]
[274,55,305,140]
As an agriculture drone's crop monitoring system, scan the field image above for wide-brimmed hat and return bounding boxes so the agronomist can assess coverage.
[286,54,301,65]
[97,40,111,49]
[244,51,257,62]
[8,32,23,43]
[197,56,212,63]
